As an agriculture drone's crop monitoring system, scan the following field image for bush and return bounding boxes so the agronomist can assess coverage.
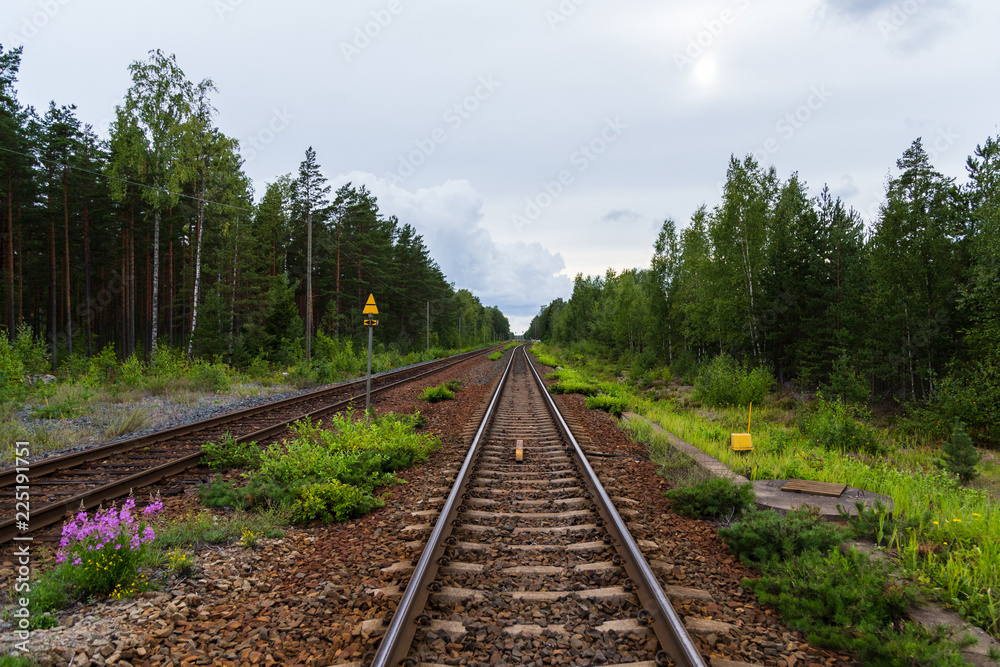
[189,359,232,393]
[936,420,981,485]
[0,333,26,403]
[665,477,756,520]
[198,476,295,510]
[13,324,49,375]
[821,351,869,403]
[748,547,945,662]
[488,351,503,361]
[719,506,847,569]
[202,433,260,469]
[585,394,629,417]
[291,480,380,523]
[420,383,455,402]
[694,354,774,407]
[806,397,883,456]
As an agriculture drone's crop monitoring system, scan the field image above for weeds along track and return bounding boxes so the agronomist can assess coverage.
[0,348,498,545]
[371,346,704,667]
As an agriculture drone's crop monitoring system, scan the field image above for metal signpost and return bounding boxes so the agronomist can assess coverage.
[363,294,378,413]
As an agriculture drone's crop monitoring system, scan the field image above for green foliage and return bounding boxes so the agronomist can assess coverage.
[201,433,260,469]
[585,394,629,417]
[821,351,869,403]
[530,346,560,367]
[842,501,908,547]
[198,476,294,511]
[694,354,774,407]
[748,547,972,665]
[85,344,120,387]
[120,353,145,388]
[806,396,883,456]
[488,351,502,361]
[936,420,981,485]
[718,506,847,569]
[153,507,287,549]
[0,332,26,403]
[13,324,50,375]
[5,565,71,629]
[291,480,380,523]
[29,384,93,419]
[665,477,756,520]
[188,359,232,393]
[420,384,455,402]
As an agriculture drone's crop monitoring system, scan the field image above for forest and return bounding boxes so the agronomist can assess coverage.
[0,45,511,379]
[527,139,1000,446]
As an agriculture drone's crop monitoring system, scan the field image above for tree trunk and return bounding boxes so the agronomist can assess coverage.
[83,198,92,357]
[6,173,13,341]
[187,171,205,361]
[335,227,341,336]
[129,201,136,358]
[49,194,57,372]
[150,207,160,360]
[305,192,312,362]
[63,166,72,357]
[17,212,23,326]
[169,215,174,347]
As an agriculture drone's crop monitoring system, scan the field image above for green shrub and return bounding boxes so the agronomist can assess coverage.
[718,506,847,569]
[291,480,380,523]
[420,384,455,402]
[665,477,756,520]
[936,420,981,485]
[85,343,120,387]
[488,351,503,361]
[120,353,145,389]
[202,433,260,469]
[189,359,232,393]
[530,347,560,367]
[0,333,26,404]
[13,324,49,375]
[748,548,916,656]
[694,354,774,407]
[198,476,295,510]
[820,351,869,403]
[806,397,883,456]
[585,394,629,417]
[842,500,911,547]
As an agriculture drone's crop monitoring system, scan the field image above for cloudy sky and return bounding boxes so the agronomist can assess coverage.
[5,0,998,332]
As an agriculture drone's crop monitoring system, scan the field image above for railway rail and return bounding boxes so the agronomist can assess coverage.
[370,345,705,667]
[0,346,498,545]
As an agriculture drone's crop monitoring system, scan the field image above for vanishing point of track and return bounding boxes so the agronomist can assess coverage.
[371,346,704,667]
[0,347,498,545]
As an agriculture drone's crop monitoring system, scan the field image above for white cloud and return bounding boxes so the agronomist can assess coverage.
[339,172,572,333]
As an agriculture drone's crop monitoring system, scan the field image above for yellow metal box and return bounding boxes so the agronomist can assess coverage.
[731,433,753,451]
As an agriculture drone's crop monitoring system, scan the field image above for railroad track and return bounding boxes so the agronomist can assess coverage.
[0,347,498,545]
[369,346,704,667]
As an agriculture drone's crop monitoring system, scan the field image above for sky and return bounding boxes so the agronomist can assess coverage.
[4,0,998,333]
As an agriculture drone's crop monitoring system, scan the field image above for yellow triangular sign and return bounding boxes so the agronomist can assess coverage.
[363,294,378,315]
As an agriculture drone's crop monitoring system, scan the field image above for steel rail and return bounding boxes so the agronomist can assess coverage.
[0,347,492,490]
[525,347,706,667]
[0,346,499,545]
[371,346,518,667]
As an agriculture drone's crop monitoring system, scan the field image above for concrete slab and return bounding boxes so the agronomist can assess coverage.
[753,479,893,520]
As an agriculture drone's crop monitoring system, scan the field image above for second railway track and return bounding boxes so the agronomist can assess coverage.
[0,346,499,545]
[370,346,704,667]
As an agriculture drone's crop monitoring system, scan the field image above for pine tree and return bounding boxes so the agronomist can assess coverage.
[293,147,330,361]
[936,420,981,485]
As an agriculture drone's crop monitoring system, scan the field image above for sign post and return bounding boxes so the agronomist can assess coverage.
[363,294,379,413]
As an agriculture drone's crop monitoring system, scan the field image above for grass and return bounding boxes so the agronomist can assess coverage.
[420,381,460,402]
[100,404,150,438]
[488,351,503,361]
[151,507,288,551]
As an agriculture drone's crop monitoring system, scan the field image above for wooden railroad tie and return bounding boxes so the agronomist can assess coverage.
[515,439,524,462]
[780,479,847,498]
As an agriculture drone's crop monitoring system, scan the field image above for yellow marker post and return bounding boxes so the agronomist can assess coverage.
[731,402,754,452]
[364,294,378,413]
[515,439,524,462]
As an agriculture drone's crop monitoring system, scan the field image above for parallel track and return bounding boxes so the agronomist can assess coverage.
[371,346,705,667]
[0,347,498,545]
